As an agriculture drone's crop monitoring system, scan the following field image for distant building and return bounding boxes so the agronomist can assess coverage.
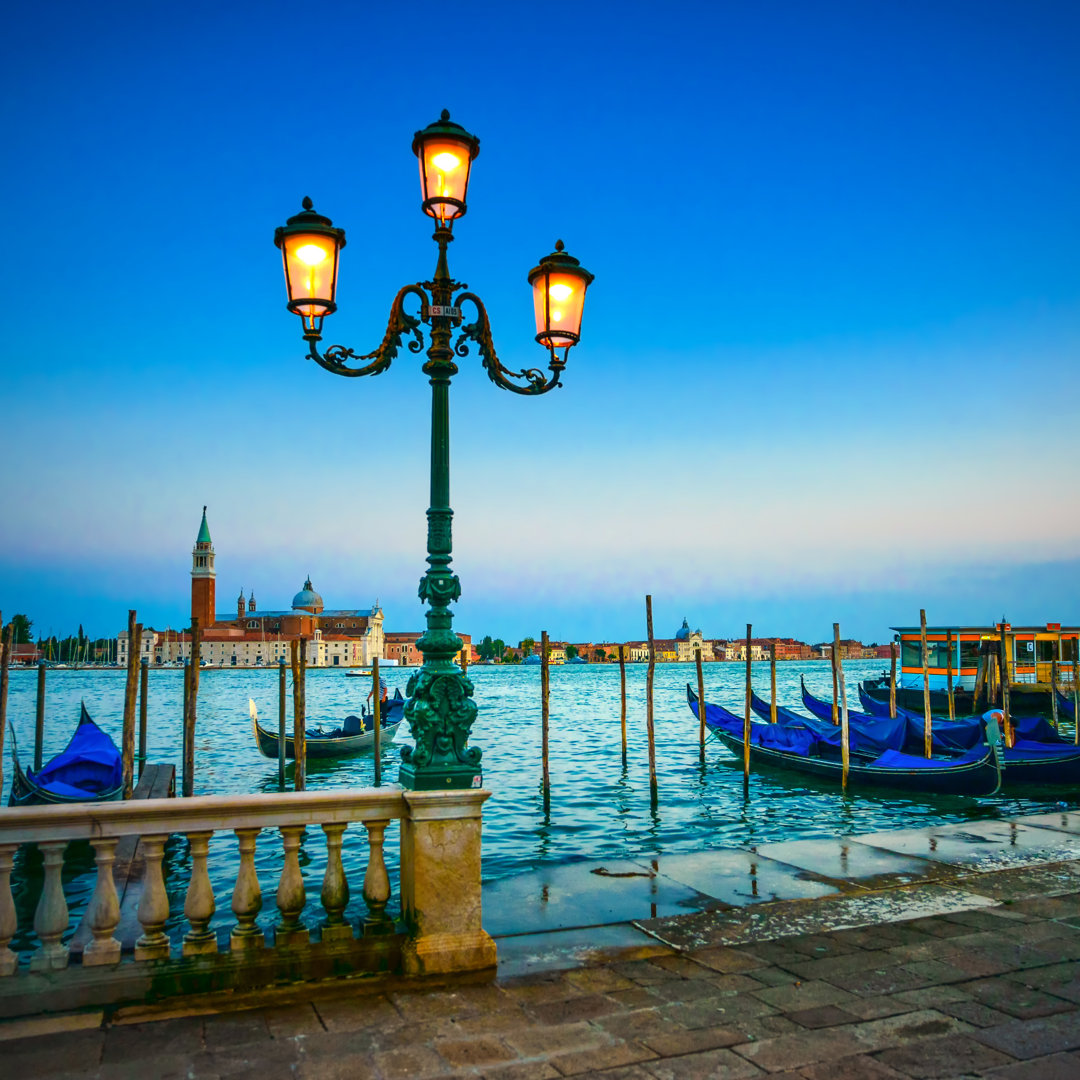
[118,508,384,668]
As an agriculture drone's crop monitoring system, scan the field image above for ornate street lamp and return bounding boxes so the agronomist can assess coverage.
[274,110,593,790]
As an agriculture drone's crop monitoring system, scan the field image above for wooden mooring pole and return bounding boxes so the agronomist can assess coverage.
[183,617,200,797]
[999,623,1013,747]
[0,617,10,798]
[920,610,932,758]
[889,642,898,720]
[1051,658,1060,731]
[1073,645,1079,746]
[35,660,46,772]
[618,644,628,764]
[830,624,841,726]
[292,638,307,792]
[645,597,657,803]
[121,611,140,799]
[278,658,287,789]
[835,623,849,790]
[770,641,778,724]
[373,656,382,787]
[541,630,550,808]
[138,656,149,778]
[743,623,752,784]
[946,629,955,722]
[695,644,706,751]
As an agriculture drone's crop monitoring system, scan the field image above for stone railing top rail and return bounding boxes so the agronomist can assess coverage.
[0,787,421,845]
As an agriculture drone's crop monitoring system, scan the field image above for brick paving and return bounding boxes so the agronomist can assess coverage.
[4,858,1080,1079]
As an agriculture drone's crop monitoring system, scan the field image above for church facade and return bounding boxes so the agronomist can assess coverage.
[118,508,385,668]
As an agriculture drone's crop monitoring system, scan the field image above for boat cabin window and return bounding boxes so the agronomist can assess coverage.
[1063,638,1079,663]
[960,640,981,670]
[1015,638,1035,664]
[1036,639,1059,662]
[902,639,955,669]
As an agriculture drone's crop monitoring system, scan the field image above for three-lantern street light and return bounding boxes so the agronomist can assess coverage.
[274,111,594,790]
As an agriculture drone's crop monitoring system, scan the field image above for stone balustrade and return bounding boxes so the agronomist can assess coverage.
[0,787,495,1017]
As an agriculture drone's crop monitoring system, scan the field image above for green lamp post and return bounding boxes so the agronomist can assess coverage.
[274,111,594,790]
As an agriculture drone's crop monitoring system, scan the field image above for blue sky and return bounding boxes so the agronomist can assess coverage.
[1,0,1079,644]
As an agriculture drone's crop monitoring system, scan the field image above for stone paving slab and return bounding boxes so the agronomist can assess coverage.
[481,860,722,937]
[854,819,1080,872]
[752,838,956,890]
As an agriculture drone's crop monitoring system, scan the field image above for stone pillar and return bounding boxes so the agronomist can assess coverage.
[399,789,496,976]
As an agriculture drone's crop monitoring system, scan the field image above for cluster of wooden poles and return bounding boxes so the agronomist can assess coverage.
[0,609,391,803]
[533,602,1080,803]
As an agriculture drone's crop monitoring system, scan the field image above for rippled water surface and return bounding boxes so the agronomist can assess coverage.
[3,660,1075,946]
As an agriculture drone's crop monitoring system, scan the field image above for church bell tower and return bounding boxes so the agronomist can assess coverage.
[191,506,216,629]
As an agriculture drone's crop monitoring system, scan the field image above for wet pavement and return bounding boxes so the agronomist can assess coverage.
[4,810,1080,1077]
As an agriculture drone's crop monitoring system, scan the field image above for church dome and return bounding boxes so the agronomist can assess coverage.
[292,576,324,614]
[675,618,690,641]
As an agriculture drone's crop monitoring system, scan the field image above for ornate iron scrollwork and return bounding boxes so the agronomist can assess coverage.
[306,285,429,378]
[453,292,564,396]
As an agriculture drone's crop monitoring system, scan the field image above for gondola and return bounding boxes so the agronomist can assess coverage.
[807,678,1080,787]
[251,690,405,760]
[8,703,124,807]
[688,685,1002,796]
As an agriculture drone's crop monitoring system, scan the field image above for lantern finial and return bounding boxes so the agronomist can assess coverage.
[555,239,564,252]
[302,196,313,210]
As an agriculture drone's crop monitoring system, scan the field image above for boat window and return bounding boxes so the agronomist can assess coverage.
[1064,638,1079,663]
[1036,639,1058,662]
[960,640,982,669]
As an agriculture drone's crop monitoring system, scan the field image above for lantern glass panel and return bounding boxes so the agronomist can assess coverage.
[282,231,340,316]
[418,137,473,221]
[533,269,587,347]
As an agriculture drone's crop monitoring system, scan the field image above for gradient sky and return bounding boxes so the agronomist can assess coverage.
[2,0,1079,645]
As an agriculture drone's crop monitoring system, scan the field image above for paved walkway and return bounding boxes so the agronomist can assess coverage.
[5,812,1080,1078]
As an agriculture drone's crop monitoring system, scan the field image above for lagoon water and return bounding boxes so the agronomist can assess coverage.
[3,659,1075,949]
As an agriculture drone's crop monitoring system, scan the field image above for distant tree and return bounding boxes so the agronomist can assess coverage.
[3,614,33,645]
[492,638,505,662]
[594,648,607,663]
[503,648,520,664]
[478,635,496,661]
[565,644,578,660]
[520,637,535,657]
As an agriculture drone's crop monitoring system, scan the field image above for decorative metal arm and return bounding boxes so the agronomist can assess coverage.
[453,292,565,395]
[305,285,429,378]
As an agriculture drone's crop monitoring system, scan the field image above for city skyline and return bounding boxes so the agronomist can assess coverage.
[2,1,1079,644]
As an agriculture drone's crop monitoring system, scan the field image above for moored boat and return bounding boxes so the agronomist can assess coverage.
[8,703,124,807]
[688,685,1002,796]
[251,690,405,760]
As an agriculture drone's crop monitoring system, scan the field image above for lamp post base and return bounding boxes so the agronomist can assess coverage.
[398,762,483,791]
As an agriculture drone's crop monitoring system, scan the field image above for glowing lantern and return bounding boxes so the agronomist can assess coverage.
[274,197,346,332]
[528,241,595,351]
[412,110,480,225]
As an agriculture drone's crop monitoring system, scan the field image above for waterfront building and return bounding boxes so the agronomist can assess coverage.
[117,508,385,668]
[385,631,473,666]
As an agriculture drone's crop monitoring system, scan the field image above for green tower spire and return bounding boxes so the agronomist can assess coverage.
[197,505,212,545]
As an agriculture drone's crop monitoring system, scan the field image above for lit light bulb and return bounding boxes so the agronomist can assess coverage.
[296,244,327,265]
[552,311,563,321]
[432,151,461,172]
[549,283,574,301]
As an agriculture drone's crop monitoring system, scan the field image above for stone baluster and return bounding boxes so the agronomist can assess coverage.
[0,843,18,976]
[135,834,171,961]
[31,840,70,971]
[230,828,264,951]
[320,823,352,942]
[275,826,308,947]
[83,838,121,966]
[362,819,393,935]
[182,831,217,956]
